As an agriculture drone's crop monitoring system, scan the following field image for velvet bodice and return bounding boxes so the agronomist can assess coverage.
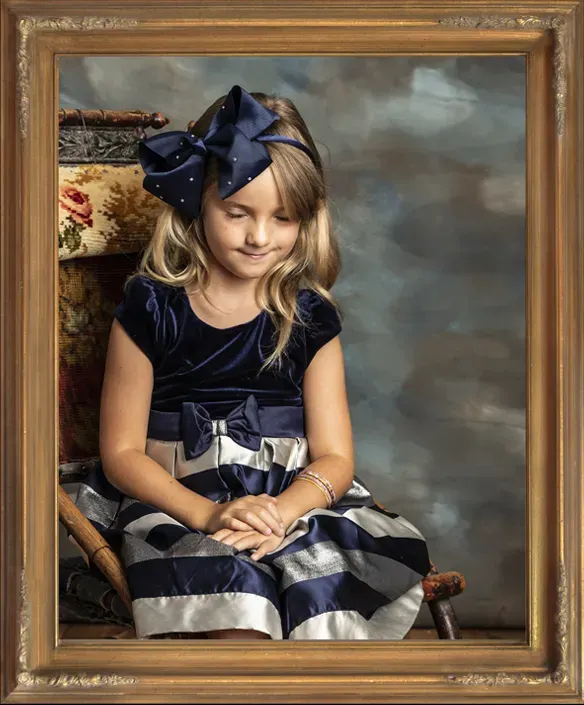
[113,275,342,415]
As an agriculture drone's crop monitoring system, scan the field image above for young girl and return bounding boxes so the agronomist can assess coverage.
[75,85,432,640]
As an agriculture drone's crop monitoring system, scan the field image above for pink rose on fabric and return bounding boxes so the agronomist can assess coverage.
[59,185,93,227]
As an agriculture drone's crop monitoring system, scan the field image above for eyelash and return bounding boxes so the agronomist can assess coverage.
[226,212,290,222]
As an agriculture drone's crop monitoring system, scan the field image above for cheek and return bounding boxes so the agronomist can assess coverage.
[203,214,239,251]
[279,224,301,252]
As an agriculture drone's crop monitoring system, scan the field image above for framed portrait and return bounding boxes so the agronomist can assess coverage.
[1,0,583,701]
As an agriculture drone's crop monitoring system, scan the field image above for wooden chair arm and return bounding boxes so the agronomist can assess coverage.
[58,486,133,613]
[422,571,466,602]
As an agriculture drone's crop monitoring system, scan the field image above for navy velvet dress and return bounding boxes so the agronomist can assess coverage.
[75,275,432,639]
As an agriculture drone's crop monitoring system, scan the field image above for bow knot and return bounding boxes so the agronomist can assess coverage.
[138,85,316,219]
[180,395,262,461]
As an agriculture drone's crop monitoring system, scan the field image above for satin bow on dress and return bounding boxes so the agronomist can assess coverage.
[180,394,262,460]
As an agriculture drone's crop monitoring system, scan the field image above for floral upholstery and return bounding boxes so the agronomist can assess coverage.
[58,164,160,260]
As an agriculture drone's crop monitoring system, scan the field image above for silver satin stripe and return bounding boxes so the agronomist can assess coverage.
[74,483,120,528]
[123,511,187,539]
[132,592,283,639]
[271,506,426,555]
[145,438,177,477]
[118,496,140,512]
[287,580,425,641]
[170,435,310,479]
[121,532,276,580]
[121,531,234,564]
[391,515,426,540]
[272,542,424,600]
[335,476,377,507]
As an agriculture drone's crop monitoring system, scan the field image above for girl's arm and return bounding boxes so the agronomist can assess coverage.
[99,319,221,533]
[275,336,355,530]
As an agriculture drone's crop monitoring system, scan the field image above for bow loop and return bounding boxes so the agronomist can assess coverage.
[180,395,262,461]
[224,395,262,453]
[138,84,315,219]
[207,85,281,140]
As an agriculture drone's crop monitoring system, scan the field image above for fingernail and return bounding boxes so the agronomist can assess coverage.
[266,528,272,534]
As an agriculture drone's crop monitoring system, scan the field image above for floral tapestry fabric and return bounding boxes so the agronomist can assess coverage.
[58,164,160,260]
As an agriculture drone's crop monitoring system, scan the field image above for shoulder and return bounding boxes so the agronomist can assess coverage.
[113,274,180,366]
[121,273,176,302]
[297,288,343,367]
[117,274,184,319]
[297,288,342,326]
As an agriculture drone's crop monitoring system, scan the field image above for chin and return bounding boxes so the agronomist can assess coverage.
[224,263,266,281]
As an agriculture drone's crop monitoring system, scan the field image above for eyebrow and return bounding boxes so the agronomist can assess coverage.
[224,200,287,214]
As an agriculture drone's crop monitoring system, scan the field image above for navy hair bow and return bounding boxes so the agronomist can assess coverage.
[180,394,262,460]
[138,85,315,219]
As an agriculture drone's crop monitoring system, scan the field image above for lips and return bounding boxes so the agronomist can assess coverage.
[239,251,270,260]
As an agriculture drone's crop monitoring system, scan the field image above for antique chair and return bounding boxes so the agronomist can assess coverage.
[57,110,466,640]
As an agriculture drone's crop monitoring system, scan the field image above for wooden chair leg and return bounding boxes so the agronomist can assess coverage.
[58,485,133,613]
[427,597,461,639]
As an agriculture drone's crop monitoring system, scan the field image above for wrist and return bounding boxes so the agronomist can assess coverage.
[276,481,328,531]
[193,498,221,533]
[276,498,301,532]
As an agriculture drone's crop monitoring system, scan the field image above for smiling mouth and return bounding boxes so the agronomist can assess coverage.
[239,251,271,259]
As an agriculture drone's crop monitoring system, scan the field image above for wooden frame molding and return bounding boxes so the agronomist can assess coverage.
[1,1,582,701]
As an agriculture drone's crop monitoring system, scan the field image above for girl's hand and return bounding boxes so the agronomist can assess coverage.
[204,493,285,537]
[209,528,286,561]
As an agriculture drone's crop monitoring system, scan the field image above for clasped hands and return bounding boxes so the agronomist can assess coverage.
[205,493,288,561]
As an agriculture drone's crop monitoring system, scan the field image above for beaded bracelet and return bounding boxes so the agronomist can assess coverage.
[292,475,333,509]
[298,469,337,506]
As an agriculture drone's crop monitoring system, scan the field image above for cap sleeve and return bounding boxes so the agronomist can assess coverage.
[302,290,343,367]
[113,275,168,366]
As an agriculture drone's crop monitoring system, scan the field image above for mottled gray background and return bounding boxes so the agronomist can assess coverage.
[59,56,526,630]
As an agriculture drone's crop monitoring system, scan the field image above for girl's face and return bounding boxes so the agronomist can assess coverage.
[201,166,300,281]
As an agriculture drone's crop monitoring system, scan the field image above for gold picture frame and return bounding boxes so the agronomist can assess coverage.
[1,0,582,701]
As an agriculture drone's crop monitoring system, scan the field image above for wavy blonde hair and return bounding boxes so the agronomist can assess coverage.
[135,90,341,372]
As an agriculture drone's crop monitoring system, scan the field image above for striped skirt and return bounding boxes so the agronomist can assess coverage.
[74,402,432,640]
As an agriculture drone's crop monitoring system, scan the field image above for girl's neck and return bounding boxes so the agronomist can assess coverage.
[185,267,262,325]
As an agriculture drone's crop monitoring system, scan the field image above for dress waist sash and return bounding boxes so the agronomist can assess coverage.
[147,394,305,461]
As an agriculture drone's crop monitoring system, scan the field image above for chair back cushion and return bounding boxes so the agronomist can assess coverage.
[59,164,160,260]
[59,253,140,463]
[58,111,167,463]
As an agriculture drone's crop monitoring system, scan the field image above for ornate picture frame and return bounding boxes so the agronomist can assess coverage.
[1,0,582,701]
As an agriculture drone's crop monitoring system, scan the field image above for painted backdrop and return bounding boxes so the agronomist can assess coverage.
[59,56,526,629]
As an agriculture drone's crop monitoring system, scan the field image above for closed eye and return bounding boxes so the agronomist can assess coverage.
[226,212,292,222]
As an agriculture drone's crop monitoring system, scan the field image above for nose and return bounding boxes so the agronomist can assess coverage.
[245,219,271,248]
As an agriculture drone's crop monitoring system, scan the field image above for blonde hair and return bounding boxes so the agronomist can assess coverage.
[135,90,341,372]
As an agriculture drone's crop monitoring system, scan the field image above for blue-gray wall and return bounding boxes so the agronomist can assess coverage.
[59,56,526,629]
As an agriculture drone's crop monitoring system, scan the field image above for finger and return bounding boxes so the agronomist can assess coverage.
[232,535,262,552]
[227,516,259,533]
[209,529,234,541]
[257,496,283,524]
[220,531,255,547]
[235,510,276,536]
[253,504,285,537]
